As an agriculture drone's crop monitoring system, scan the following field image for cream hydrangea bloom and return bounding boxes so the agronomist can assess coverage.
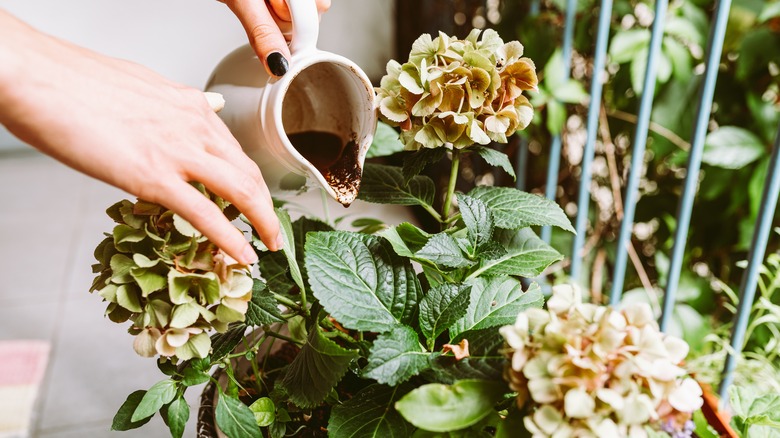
[376,29,537,150]
[500,284,703,437]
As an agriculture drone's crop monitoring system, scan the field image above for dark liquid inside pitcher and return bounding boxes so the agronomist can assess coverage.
[286,131,362,207]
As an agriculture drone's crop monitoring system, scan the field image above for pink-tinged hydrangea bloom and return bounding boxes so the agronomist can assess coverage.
[500,284,703,437]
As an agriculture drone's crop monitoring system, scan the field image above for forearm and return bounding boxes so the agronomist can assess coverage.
[0,10,30,108]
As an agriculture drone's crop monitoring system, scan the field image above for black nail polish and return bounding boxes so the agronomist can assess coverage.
[267,52,289,77]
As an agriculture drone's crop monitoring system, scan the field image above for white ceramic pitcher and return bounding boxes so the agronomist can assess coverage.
[205,0,377,206]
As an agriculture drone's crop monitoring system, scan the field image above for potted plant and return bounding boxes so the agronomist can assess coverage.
[89,28,713,438]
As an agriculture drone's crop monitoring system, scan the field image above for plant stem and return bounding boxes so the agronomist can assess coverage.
[320,188,331,225]
[441,149,461,225]
[606,109,691,151]
[272,293,301,311]
[422,203,444,223]
[265,330,304,346]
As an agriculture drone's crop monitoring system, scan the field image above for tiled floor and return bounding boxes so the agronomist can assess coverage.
[0,149,414,437]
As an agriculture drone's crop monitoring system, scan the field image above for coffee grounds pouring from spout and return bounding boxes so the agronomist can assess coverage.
[286,131,362,206]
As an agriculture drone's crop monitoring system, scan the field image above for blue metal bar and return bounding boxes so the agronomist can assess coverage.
[530,0,541,17]
[541,0,578,243]
[608,0,669,304]
[660,0,735,330]
[719,122,780,399]
[569,0,613,280]
[515,137,528,191]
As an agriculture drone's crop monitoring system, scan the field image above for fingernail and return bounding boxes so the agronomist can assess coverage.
[242,245,258,265]
[276,233,284,251]
[267,52,289,77]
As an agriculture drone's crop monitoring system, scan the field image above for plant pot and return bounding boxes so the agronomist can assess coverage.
[197,328,294,438]
[699,382,739,438]
[196,376,220,438]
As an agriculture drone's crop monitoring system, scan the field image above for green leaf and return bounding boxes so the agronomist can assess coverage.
[416,233,474,269]
[291,216,334,277]
[329,384,415,438]
[451,278,542,338]
[759,1,780,22]
[367,122,405,158]
[111,390,154,431]
[279,327,359,408]
[419,284,471,347]
[359,164,436,207]
[609,29,650,63]
[395,380,506,432]
[249,397,275,427]
[166,396,189,438]
[363,325,431,386]
[750,159,771,219]
[545,100,566,135]
[469,228,563,278]
[132,379,177,422]
[550,80,589,104]
[210,324,247,361]
[665,15,705,45]
[402,148,447,184]
[471,147,516,180]
[663,37,692,81]
[276,208,304,291]
[630,47,672,94]
[703,127,766,169]
[215,393,262,438]
[456,194,494,251]
[257,252,296,296]
[245,280,284,326]
[381,223,431,258]
[468,186,574,233]
[692,409,720,438]
[542,50,566,90]
[181,367,211,387]
[270,422,286,438]
[306,231,422,332]
[729,386,780,433]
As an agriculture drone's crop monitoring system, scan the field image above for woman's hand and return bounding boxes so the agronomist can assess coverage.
[221,0,331,77]
[0,11,280,265]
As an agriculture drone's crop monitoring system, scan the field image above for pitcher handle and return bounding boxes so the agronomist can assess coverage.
[284,0,319,55]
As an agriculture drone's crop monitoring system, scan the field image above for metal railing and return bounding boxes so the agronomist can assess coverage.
[514,0,780,398]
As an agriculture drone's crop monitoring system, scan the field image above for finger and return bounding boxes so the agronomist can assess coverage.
[187,154,281,253]
[160,180,259,265]
[199,107,265,185]
[224,0,291,77]
[267,0,331,21]
[205,125,265,189]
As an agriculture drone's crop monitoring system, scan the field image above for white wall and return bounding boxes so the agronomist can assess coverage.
[0,0,395,150]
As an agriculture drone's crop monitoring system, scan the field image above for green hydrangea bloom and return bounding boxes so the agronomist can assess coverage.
[89,186,252,361]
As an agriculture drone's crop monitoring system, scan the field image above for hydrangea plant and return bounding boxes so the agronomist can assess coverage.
[500,285,704,437]
[89,28,704,438]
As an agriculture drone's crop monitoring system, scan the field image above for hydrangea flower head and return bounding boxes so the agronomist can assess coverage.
[376,29,537,150]
[90,189,253,360]
[499,284,703,437]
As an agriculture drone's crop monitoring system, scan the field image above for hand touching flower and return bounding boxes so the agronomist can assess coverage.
[0,10,280,264]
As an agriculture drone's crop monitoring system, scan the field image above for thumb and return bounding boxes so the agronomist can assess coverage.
[223,0,292,77]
